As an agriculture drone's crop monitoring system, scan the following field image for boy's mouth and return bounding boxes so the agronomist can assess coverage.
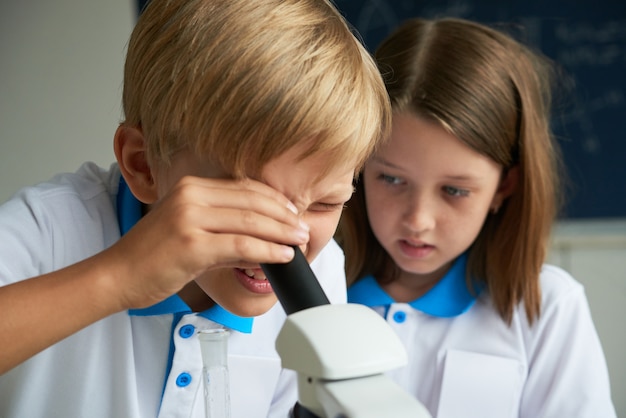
[239,268,268,280]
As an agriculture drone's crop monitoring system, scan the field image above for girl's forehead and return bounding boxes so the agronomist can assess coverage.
[369,113,502,178]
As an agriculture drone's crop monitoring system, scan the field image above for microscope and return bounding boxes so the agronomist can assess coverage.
[261,247,431,418]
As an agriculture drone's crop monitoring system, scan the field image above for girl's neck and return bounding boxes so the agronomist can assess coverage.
[380,263,450,303]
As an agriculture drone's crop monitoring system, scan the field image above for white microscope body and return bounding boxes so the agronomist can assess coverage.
[261,247,431,418]
[276,303,432,418]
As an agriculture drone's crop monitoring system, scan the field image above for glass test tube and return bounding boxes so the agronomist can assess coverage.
[198,328,231,418]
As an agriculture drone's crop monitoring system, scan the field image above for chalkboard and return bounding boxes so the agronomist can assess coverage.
[334,0,626,219]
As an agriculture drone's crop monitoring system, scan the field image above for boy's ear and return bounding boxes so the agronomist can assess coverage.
[490,165,519,213]
[113,125,158,204]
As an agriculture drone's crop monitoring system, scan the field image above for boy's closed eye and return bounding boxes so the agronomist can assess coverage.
[309,202,348,212]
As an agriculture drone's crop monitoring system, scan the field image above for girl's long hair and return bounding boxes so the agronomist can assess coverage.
[338,18,564,324]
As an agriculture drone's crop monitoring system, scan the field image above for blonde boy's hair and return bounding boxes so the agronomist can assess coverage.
[339,18,563,324]
[121,0,390,178]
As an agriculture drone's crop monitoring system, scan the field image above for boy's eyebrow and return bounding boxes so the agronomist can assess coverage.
[326,184,357,200]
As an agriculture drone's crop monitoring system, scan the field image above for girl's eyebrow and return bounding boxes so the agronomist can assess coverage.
[372,155,484,183]
[443,174,476,181]
[370,156,403,170]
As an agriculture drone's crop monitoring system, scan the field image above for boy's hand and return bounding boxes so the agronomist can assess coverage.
[101,176,309,310]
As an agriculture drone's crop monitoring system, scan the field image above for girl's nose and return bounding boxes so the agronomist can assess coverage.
[402,194,435,233]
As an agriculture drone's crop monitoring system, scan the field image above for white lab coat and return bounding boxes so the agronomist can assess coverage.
[0,162,347,417]
[349,259,616,417]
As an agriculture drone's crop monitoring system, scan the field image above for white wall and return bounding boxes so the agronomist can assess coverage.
[0,1,624,416]
[0,0,134,204]
[548,219,626,416]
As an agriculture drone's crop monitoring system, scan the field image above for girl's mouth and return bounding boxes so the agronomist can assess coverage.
[399,239,434,258]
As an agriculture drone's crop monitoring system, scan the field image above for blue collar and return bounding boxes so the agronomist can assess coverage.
[116,176,253,333]
[347,254,481,318]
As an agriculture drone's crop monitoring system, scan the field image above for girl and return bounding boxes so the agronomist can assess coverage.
[338,17,616,418]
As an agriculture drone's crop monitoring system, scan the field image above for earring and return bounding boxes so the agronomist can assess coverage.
[491,204,500,215]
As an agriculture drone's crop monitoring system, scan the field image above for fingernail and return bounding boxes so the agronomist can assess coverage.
[286,201,298,214]
[295,226,309,242]
[281,245,295,260]
[299,219,310,231]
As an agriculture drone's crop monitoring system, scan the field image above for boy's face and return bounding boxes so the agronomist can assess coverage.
[155,143,356,317]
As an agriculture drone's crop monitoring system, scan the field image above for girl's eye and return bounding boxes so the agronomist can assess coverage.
[443,186,470,197]
[378,173,403,185]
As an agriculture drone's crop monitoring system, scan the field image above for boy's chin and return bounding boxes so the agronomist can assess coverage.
[194,270,279,318]
[219,294,279,318]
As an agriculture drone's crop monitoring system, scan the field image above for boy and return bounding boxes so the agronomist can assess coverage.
[0,0,390,417]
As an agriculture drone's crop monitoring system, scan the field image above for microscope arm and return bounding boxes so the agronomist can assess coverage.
[318,374,430,417]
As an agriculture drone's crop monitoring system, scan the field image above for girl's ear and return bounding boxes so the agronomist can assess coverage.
[490,166,519,214]
[114,125,158,204]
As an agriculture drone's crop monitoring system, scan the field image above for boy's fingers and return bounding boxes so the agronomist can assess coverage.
[177,205,309,246]
[207,235,296,268]
[165,177,302,227]
[173,176,296,211]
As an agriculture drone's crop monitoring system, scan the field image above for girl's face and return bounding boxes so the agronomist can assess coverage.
[363,113,509,301]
